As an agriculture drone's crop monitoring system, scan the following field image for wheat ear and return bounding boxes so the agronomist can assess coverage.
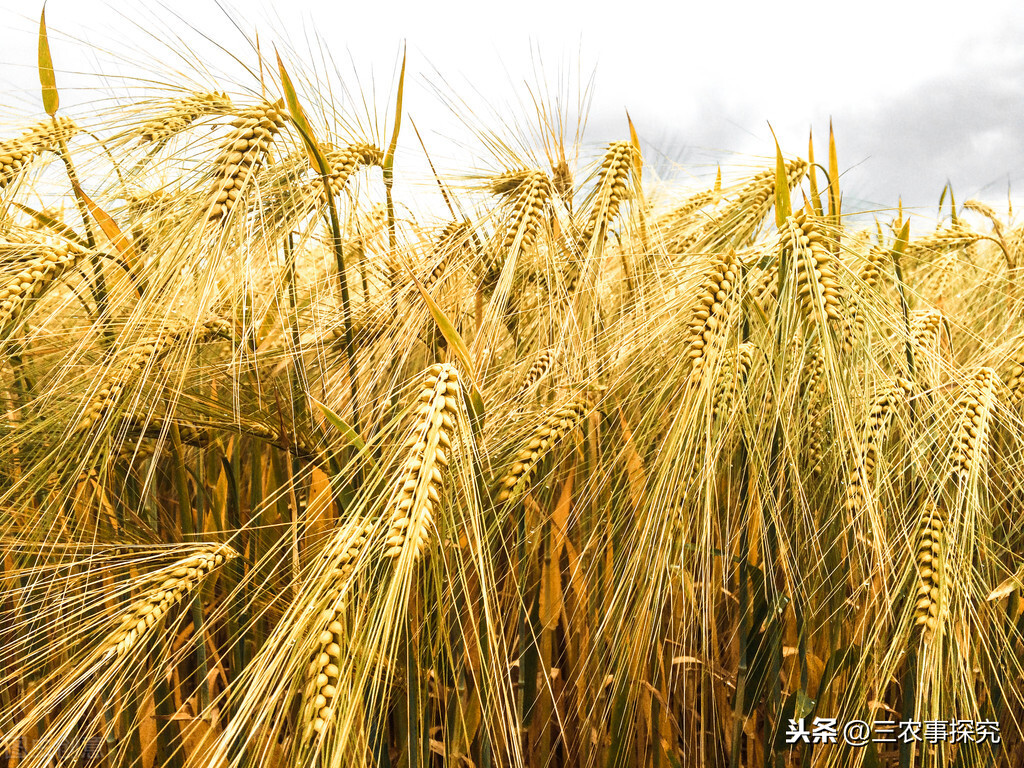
[75,318,233,434]
[951,367,996,484]
[578,141,637,251]
[0,117,77,189]
[204,103,286,223]
[685,250,738,384]
[514,348,556,402]
[496,392,594,504]
[913,501,945,641]
[784,211,846,335]
[137,92,233,143]
[382,364,462,561]
[0,243,88,334]
[712,342,755,421]
[306,517,374,735]
[100,543,236,659]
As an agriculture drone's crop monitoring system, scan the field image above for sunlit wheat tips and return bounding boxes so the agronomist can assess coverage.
[382,363,462,562]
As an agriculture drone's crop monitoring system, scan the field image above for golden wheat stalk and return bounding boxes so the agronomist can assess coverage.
[382,364,462,561]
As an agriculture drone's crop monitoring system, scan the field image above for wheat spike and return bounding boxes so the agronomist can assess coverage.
[307,517,373,735]
[382,364,462,560]
[0,243,88,333]
[845,378,914,516]
[426,221,471,287]
[913,501,945,641]
[712,342,755,421]
[0,117,76,189]
[514,348,556,402]
[1001,350,1024,409]
[100,544,236,660]
[496,392,593,504]
[137,92,233,143]
[906,223,980,261]
[951,367,996,484]
[784,211,846,337]
[704,159,808,248]
[685,250,738,384]
[204,103,286,223]
[578,141,637,251]
[75,318,233,434]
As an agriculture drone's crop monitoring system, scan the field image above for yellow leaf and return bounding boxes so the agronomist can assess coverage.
[70,180,137,268]
[38,8,59,116]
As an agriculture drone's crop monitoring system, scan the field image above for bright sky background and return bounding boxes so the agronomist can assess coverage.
[1,0,1022,218]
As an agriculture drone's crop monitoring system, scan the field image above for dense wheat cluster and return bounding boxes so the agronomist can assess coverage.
[3,20,1024,768]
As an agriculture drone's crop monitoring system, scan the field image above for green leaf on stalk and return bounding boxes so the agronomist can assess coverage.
[309,396,366,452]
[769,125,791,227]
[276,51,327,175]
[383,45,406,173]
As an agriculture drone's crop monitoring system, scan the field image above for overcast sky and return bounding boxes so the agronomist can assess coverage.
[1,0,1022,218]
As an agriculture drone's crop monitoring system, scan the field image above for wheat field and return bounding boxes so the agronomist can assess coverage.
[1,12,1024,768]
